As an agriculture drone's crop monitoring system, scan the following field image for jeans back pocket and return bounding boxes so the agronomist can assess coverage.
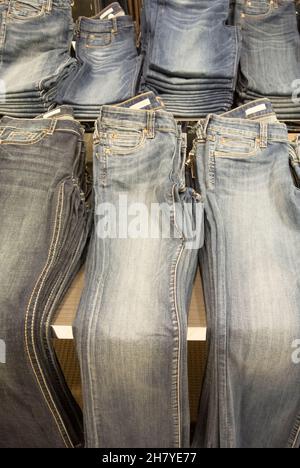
[0,128,48,145]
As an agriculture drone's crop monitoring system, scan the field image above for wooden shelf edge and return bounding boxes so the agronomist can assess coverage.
[52,324,207,342]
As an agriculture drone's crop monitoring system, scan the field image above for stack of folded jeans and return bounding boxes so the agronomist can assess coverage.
[235,0,300,121]
[0,106,91,448]
[55,4,141,119]
[140,0,241,118]
[0,0,77,118]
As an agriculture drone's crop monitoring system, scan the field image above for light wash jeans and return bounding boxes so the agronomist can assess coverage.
[193,99,300,448]
[235,0,300,119]
[74,95,204,448]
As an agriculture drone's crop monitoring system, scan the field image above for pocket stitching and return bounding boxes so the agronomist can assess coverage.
[8,2,46,21]
[214,135,258,158]
[108,129,147,156]
[0,130,48,145]
[85,33,113,49]
[243,3,274,20]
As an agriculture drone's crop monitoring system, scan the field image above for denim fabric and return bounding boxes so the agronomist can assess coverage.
[0,106,91,447]
[297,0,300,31]
[74,96,204,448]
[140,0,240,117]
[235,0,300,119]
[193,99,300,448]
[55,14,141,119]
[0,0,76,117]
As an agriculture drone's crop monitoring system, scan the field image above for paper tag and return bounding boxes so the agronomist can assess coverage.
[100,7,114,19]
[245,103,267,116]
[43,108,62,119]
[130,99,152,110]
[99,3,125,19]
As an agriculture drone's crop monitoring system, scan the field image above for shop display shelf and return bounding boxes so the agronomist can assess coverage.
[52,270,207,342]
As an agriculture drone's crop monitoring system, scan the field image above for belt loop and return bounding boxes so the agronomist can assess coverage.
[112,18,118,34]
[196,115,211,141]
[46,0,52,12]
[76,18,81,36]
[146,110,155,139]
[48,119,57,135]
[94,108,103,137]
[259,123,268,148]
[98,107,103,127]
[94,119,100,142]
[296,135,300,162]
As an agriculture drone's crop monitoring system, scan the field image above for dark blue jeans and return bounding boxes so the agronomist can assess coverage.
[0,107,90,447]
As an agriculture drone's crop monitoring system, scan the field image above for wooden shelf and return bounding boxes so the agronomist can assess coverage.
[52,270,207,342]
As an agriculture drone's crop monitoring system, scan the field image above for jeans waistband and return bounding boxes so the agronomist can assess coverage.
[0,107,83,142]
[223,99,275,120]
[96,105,179,138]
[198,100,288,143]
[77,15,134,35]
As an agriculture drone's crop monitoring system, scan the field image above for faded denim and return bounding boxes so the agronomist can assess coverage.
[56,14,141,119]
[0,0,76,117]
[140,0,240,117]
[235,0,300,120]
[193,99,300,448]
[74,96,204,448]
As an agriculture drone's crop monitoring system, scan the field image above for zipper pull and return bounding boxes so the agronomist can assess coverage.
[186,143,197,179]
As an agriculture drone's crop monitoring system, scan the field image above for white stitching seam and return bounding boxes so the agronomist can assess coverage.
[171,183,185,447]
[43,232,85,431]
[292,424,300,448]
[24,183,73,448]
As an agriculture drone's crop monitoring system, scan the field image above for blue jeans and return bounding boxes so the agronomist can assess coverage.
[56,15,141,119]
[140,0,240,117]
[235,0,300,119]
[193,99,300,448]
[0,0,76,117]
[74,95,204,448]
[0,106,90,447]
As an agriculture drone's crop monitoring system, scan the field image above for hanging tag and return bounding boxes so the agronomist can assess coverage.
[43,108,62,119]
[99,2,125,19]
[245,103,267,117]
[130,99,152,110]
[116,92,163,110]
